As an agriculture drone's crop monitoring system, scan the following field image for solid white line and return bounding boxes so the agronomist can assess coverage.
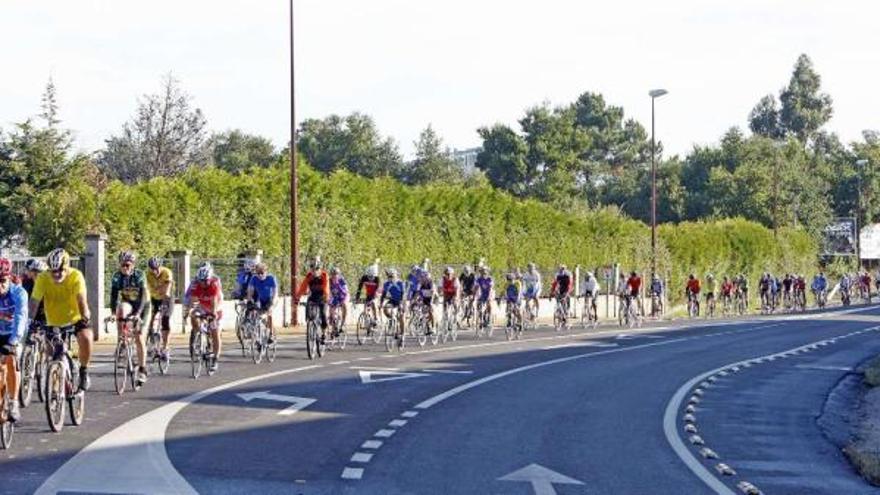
[330,360,351,365]
[356,357,375,361]
[361,440,383,449]
[420,369,474,374]
[341,467,364,480]
[351,366,401,371]
[662,325,880,495]
[389,419,407,427]
[374,429,396,438]
[794,364,853,372]
[542,342,619,350]
[351,452,374,463]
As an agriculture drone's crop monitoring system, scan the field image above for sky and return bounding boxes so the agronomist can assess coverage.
[2,0,879,159]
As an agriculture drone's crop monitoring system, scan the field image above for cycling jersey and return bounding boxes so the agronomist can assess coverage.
[146,266,173,301]
[705,279,717,295]
[441,276,458,298]
[407,273,420,299]
[296,271,330,304]
[0,283,28,344]
[417,279,435,305]
[31,268,87,327]
[583,277,600,297]
[110,269,148,315]
[552,271,572,296]
[686,279,701,295]
[782,278,793,291]
[459,273,476,296]
[330,276,349,307]
[248,274,277,308]
[381,280,405,305]
[232,270,253,300]
[522,271,542,298]
[185,277,224,316]
[811,276,827,292]
[650,279,663,295]
[476,276,493,301]
[721,281,733,296]
[356,275,380,302]
[21,275,45,323]
[627,276,641,296]
[505,280,523,303]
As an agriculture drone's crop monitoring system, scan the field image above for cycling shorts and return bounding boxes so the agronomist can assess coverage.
[524,286,539,298]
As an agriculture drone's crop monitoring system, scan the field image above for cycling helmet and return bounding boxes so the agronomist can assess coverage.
[586,271,594,279]
[254,262,268,273]
[707,273,714,279]
[505,273,514,281]
[330,265,340,275]
[46,248,70,271]
[196,262,213,281]
[559,264,567,272]
[242,259,256,273]
[147,256,161,270]
[118,251,136,265]
[25,258,47,273]
[366,262,379,278]
[309,256,322,270]
[387,268,398,278]
[0,258,12,278]
[463,265,472,275]
[444,266,453,275]
[528,262,536,271]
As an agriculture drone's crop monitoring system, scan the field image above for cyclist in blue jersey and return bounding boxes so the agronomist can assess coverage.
[475,266,494,315]
[232,259,256,300]
[0,258,27,422]
[329,266,350,334]
[247,262,277,343]
[381,268,406,332]
[406,265,421,302]
[416,269,437,331]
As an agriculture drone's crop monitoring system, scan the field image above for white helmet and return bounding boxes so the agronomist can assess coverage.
[196,262,213,281]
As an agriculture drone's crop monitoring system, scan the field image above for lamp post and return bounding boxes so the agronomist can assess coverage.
[857,159,869,270]
[648,88,667,315]
[289,0,299,325]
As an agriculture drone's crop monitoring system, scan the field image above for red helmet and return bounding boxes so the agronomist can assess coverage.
[0,258,12,278]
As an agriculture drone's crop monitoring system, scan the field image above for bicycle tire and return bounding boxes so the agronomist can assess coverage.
[19,345,35,408]
[191,332,204,379]
[45,361,65,432]
[68,360,85,426]
[114,342,129,395]
[35,356,46,404]
[251,324,263,364]
[1,388,12,449]
[307,320,318,360]
[356,313,368,345]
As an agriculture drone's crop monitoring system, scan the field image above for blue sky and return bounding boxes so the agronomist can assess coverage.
[2,0,878,158]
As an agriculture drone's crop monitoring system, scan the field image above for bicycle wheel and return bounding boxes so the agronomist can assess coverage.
[429,320,439,346]
[19,345,36,407]
[250,323,263,364]
[266,328,277,363]
[337,325,348,350]
[505,318,514,341]
[114,342,129,395]
[45,361,66,432]
[307,321,318,360]
[384,319,395,352]
[236,313,247,357]
[128,344,139,391]
[205,337,216,377]
[554,307,564,332]
[1,391,12,449]
[191,332,204,379]
[356,313,368,345]
[35,354,46,404]
[416,319,428,347]
[67,360,85,426]
[146,332,158,376]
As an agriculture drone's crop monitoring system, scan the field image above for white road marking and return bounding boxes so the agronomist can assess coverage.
[401,411,419,418]
[794,364,853,372]
[330,360,351,365]
[341,467,364,480]
[356,357,375,361]
[361,440,383,449]
[662,325,880,495]
[542,341,619,350]
[420,369,474,374]
[359,369,430,384]
[389,419,407,427]
[351,452,374,463]
[498,463,584,495]
[374,429,396,438]
[237,391,317,416]
[351,366,401,371]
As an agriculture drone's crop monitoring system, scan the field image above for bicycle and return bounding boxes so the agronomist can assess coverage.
[304,302,326,360]
[734,290,747,315]
[687,292,700,318]
[581,293,598,329]
[19,324,46,408]
[327,303,348,350]
[553,295,570,332]
[459,294,476,329]
[440,298,459,343]
[44,324,85,432]
[356,301,382,345]
[705,294,716,319]
[146,301,171,375]
[383,304,404,352]
[619,295,640,328]
[814,289,827,309]
[1,346,15,449]
[721,293,732,317]
[524,296,539,331]
[475,299,492,338]
[106,316,141,395]
[189,311,217,379]
[505,299,523,341]
[234,300,249,357]
[408,299,436,347]
[241,304,269,364]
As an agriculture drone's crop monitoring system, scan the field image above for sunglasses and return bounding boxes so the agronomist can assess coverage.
[122,263,134,269]
[51,269,65,276]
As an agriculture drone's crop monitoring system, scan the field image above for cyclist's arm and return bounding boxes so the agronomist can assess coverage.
[10,286,28,344]
[110,275,121,314]
[133,275,149,318]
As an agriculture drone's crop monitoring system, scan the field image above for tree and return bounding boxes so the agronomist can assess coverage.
[398,125,464,185]
[475,124,530,196]
[779,54,833,144]
[748,94,782,139]
[99,74,208,183]
[296,113,403,177]
[208,130,278,173]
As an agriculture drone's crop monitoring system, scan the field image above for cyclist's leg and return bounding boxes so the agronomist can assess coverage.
[135,303,151,368]
[160,297,172,350]
[210,316,222,360]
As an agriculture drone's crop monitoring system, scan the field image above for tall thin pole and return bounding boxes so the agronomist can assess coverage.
[650,96,657,292]
[289,0,299,325]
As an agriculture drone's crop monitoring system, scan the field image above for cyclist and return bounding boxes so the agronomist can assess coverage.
[811,272,828,306]
[794,274,807,309]
[475,266,494,320]
[582,271,600,318]
[184,262,223,373]
[504,272,523,326]
[29,248,92,391]
[0,258,27,422]
[720,276,734,310]
[380,268,406,333]
[861,271,873,302]
[550,265,573,315]
[146,256,173,360]
[705,274,717,315]
[20,259,47,345]
[328,266,350,335]
[355,262,381,327]
[523,263,542,313]
[686,274,701,316]
[440,266,459,311]
[246,262,277,343]
[782,274,793,304]
[415,269,437,331]
[459,265,477,318]
[626,271,642,315]
[232,259,256,300]
[649,275,664,315]
[758,273,771,309]
[840,273,853,305]
[110,251,151,386]
[295,257,330,341]
[406,265,422,303]
[737,274,750,309]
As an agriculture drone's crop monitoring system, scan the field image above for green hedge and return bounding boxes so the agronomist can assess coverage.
[30,164,818,301]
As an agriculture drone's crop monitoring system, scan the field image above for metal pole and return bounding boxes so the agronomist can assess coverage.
[289,0,299,326]
[858,172,862,270]
[650,96,657,315]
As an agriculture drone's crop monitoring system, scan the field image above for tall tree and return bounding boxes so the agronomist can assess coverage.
[475,124,530,196]
[748,94,782,139]
[779,54,833,144]
[296,113,403,177]
[99,74,208,183]
[208,130,278,173]
[401,124,464,185]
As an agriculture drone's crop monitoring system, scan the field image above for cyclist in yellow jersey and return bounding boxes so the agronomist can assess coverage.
[705,273,718,309]
[29,248,92,391]
[146,257,174,357]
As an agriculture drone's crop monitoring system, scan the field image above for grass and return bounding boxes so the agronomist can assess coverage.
[845,444,880,486]
[864,356,880,387]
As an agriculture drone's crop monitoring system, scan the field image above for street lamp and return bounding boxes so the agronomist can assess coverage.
[857,159,869,269]
[289,0,299,325]
[648,88,667,316]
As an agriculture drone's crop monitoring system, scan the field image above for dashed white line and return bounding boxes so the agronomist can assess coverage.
[351,452,374,463]
[361,440,383,449]
[389,419,407,427]
[401,411,419,418]
[341,467,364,480]
[374,429,396,438]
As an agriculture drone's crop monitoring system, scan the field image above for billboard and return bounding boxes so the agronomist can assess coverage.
[822,217,857,256]
[861,223,880,260]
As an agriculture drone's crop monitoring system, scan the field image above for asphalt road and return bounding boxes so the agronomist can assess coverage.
[4,305,880,494]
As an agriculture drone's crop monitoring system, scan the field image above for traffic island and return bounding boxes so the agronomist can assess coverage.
[841,355,880,485]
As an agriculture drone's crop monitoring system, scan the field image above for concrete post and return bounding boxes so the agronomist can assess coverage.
[170,250,191,334]
[83,234,107,334]
[241,250,263,263]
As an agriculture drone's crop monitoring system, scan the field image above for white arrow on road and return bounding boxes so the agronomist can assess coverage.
[499,464,585,495]
[237,391,316,416]
[358,369,430,384]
